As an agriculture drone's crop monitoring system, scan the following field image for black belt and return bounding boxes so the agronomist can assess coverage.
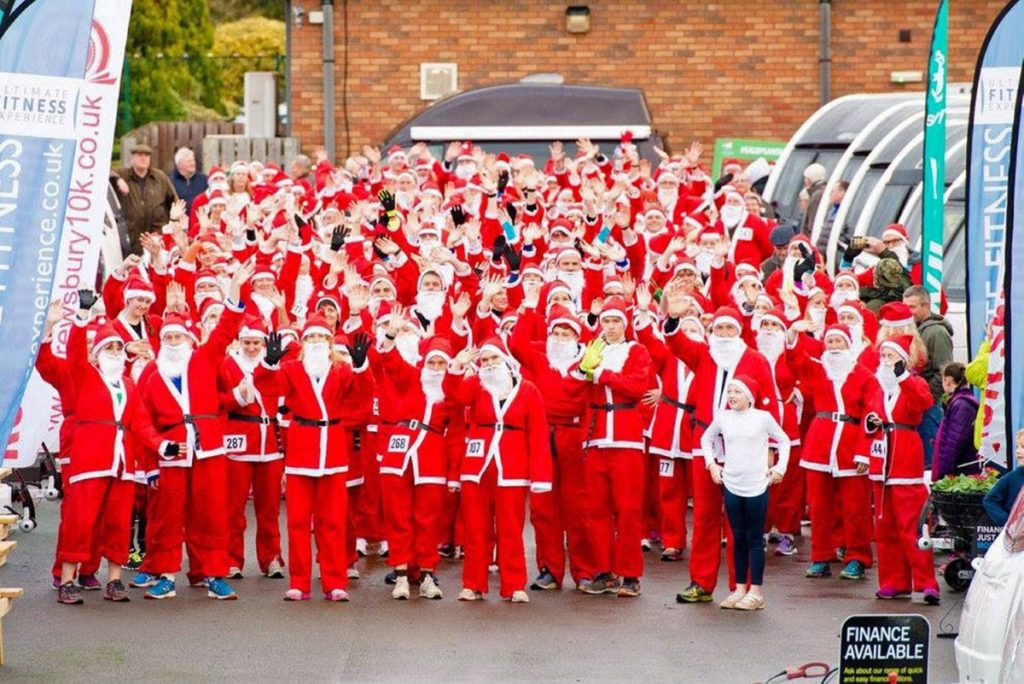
[815,411,861,425]
[292,416,340,428]
[393,419,446,435]
[164,413,220,445]
[693,418,710,430]
[660,396,695,412]
[479,422,523,432]
[589,402,637,411]
[548,416,581,428]
[881,421,917,432]
[228,413,277,426]
[78,419,126,431]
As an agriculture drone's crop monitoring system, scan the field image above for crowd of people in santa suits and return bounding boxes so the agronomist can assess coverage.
[42,135,945,609]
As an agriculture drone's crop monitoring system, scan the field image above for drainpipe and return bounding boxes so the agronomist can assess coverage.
[322,0,336,161]
[820,0,832,106]
[284,0,292,138]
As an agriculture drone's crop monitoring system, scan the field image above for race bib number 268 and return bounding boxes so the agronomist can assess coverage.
[388,435,410,453]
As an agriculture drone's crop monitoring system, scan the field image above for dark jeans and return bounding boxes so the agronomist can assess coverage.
[918,403,943,470]
[723,487,769,586]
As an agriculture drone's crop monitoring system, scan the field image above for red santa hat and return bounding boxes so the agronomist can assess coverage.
[547,303,582,336]
[542,280,573,304]
[195,269,220,290]
[598,296,629,324]
[386,144,406,162]
[878,301,915,328]
[479,336,509,361]
[208,190,227,207]
[199,298,224,323]
[880,333,914,363]
[495,152,511,169]
[161,313,198,341]
[727,374,765,408]
[823,323,853,347]
[647,231,673,255]
[881,223,908,243]
[333,331,350,351]
[673,257,699,277]
[456,142,474,162]
[302,314,333,339]
[315,290,341,312]
[90,323,124,357]
[656,172,680,187]
[249,264,276,285]
[549,218,575,238]
[698,222,724,242]
[603,275,625,297]
[239,316,269,340]
[420,181,442,199]
[369,273,397,295]
[554,248,581,266]
[421,337,453,363]
[834,269,859,289]
[758,308,789,330]
[711,306,743,332]
[123,276,156,303]
[838,300,879,341]
[644,205,667,220]
[207,166,227,182]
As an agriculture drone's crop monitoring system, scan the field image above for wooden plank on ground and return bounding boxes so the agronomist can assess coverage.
[0,541,15,568]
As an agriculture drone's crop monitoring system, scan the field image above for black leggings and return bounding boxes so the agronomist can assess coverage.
[723,488,769,586]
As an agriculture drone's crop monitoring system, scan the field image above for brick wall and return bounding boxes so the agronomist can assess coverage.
[289,0,1005,160]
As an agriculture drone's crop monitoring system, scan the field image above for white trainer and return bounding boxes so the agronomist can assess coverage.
[510,590,530,603]
[378,540,390,558]
[266,558,285,579]
[419,574,442,600]
[347,566,360,580]
[392,575,410,600]
[457,588,483,601]
[227,566,243,579]
[355,538,368,558]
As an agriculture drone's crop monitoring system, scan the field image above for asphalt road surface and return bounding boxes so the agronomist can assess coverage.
[0,501,961,682]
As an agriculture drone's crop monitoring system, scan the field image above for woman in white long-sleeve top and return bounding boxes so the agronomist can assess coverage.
[701,375,790,611]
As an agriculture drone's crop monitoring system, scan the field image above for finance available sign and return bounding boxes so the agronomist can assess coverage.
[839,614,929,683]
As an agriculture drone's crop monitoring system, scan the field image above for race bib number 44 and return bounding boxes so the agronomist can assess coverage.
[388,435,410,453]
[466,439,485,458]
[225,435,247,453]
[870,440,886,458]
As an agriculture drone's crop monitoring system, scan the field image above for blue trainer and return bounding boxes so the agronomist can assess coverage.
[130,572,158,588]
[206,577,238,600]
[805,562,832,578]
[144,577,176,600]
[840,560,866,580]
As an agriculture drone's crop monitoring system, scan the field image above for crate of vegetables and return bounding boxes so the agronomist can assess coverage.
[931,470,1000,531]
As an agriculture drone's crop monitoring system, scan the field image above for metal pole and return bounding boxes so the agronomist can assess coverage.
[323,0,336,161]
[284,0,292,138]
[819,0,832,106]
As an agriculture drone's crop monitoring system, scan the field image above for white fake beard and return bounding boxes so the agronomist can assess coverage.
[695,249,715,278]
[395,333,421,365]
[421,368,446,404]
[876,362,898,395]
[821,349,855,383]
[302,341,332,378]
[892,244,910,268]
[829,289,859,310]
[419,239,441,259]
[599,340,631,373]
[848,324,865,354]
[368,296,391,317]
[98,352,127,384]
[454,164,475,180]
[657,188,678,209]
[708,334,745,371]
[557,270,585,302]
[396,191,414,211]
[479,364,514,400]
[721,206,744,229]
[194,290,223,308]
[157,343,193,378]
[294,274,314,309]
[415,290,446,322]
[756,330,785,364]
[808,307,826,325]
[546,338,579,375]
[232,348,263,375]
[251,293,276,320]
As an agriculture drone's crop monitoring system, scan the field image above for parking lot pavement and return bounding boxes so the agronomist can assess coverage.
[1,504,959,682]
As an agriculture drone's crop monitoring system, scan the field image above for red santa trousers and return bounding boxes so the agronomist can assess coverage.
[225,458,284,574]
[56,476,133,567]
[142,456,229,579]
[380,470,444,570]
[353,430,383,542]
[584,447,645,579]
[688,459,736,592]
[657,457,690,551]
[644,450,661,537]
[52,477,103,577]
[530,425,592,586]
[805,469,873,566]
[285,473,347,594]
[767,445,804,535]
[461,465,528,598]
[873,482,938,592]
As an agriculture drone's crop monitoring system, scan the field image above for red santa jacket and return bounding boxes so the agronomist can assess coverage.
[140,302,244,469]
[66,317,162,485]
[35,338,77,466]
[570,339,652,451]
[725,212,773,268]
[790,335,878,477]
[637,320,696,459]
[664,327,779,457]
[445,373,553,490]
[376,348,450,485]
[218,351,282,463]
[258,357,368,477]
[861,373,933,485]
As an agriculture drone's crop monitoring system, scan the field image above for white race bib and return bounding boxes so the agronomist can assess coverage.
[388,435,410,453]
[466,439,485,458]
[225,434,247,453]
[870,439,887,458]
[659,458,675,477]
[735,227,753,241]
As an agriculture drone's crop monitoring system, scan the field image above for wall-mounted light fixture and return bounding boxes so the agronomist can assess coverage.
[566,6,590,34]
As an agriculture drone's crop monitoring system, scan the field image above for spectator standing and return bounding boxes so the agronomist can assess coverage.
[931,362,980,481]
[170,147,208,215]
[983,430,1024,526]
[761,225,795,280]
[800,163,827,236]
[903,286,952,469]
[815,181,849,258]
[110,144,178,251]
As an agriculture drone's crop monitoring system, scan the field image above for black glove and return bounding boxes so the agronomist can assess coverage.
[162,442,180,457]
[78,289,98,310]
[664,317,681,335]
[330,225,350,252]
[497,170,510,194]
[347,332,371,368]
[246,228,258,243]
[894,360,906,377]
[264,331,284,366]
[713,173,734,193]
[506,202,517,224]
[372,241,390,260]
[450,205,466,227]
[504,245,522,272]
[492,234,507,264]
[793,244,815,281]
[378,189,395,213]
[865,414,882,431]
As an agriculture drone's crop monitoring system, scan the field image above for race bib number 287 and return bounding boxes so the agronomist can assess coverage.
[225,435,247,453]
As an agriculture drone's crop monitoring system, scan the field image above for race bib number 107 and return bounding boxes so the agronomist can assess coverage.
[466,439,485,458]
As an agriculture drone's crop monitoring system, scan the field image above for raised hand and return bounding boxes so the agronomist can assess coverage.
[347,332,371,368]
[378,189,396,213]
[330,225,350,252]
[78,289,98,311]
[264,331,284,366]
[170,198,187,222]
[450,205,467,227]
[453,346,479,369]
[230,258,257,301]
[347,283,370,313]
[450,292,472,319]
[636,283,652,311]
[497,170,510,195]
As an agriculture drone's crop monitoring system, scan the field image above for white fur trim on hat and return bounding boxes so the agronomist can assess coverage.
[599,308,629,324]
[548,315,582,336]
[727,377,755,405]
[824,328,853,347]
[880,339,910,361]
[160,324,195,340]
[92,333,123,356]
[302,325,333,339]
[124,288,156,302]
[712,314,741,331]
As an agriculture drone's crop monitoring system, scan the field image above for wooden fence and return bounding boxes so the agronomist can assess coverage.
[120,121,244,173]
[202,136,301,170]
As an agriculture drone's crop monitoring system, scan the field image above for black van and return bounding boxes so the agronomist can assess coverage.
[382,82,668,163]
